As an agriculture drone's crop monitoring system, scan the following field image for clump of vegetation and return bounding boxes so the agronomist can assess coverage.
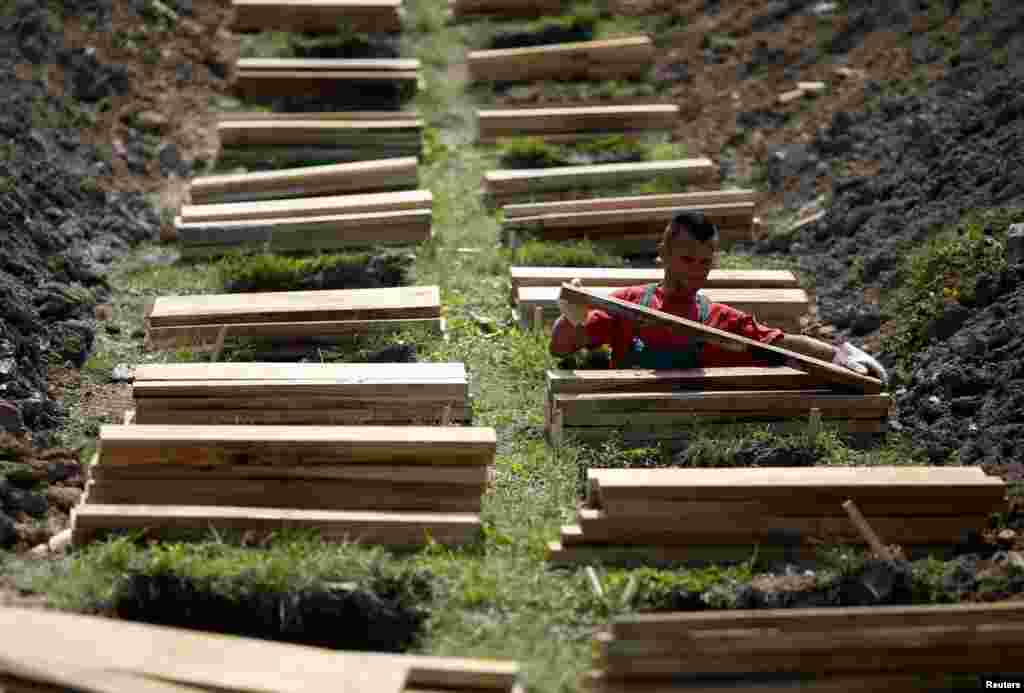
[882,208,1020,369]
[513,240,626,267]
[484,5,599,50]
[496,135,647,169]
[497,138,571,169]
[214,251,412,292]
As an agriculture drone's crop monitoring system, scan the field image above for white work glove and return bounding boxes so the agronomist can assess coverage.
[558,278,589,327]
[833,342,888,385]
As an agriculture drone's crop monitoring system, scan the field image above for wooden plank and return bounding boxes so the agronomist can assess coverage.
[502,190,758,217]
[511,267,796,291]
[572,508,990,546]
[468,37,654,83]
[180,189,431,224]
[0,606,520,693]
[134,361,466,382]
[91,463,488,485]
[0,654,210,693]
[189,158,419,204]
[554,390,890,419]
[558,418,888,445]
[478,105,677,138]
[506,204,755,232]
[485,159,714,196]
[145,318,444,351]
[72,504,480,547]
[238,58,421,72]
[546,367,813,394]
[529,223,756,246]
[219,110,419,121]
[148,286,440,328]
[231,0,403,33]
[234,70,419,100]
[218,121,421,147]
[560,283,883,394]
[131,407,470,426]
[97,424,497,466]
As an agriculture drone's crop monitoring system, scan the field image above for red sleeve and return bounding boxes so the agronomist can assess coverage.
[699,303,786,367]
[582,287,642,356]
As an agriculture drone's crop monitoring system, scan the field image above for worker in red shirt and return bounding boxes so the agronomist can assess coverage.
[550,211,887,382]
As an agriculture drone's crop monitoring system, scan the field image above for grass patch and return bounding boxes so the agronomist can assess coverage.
[882,207,1021,371]
[512,240,626,267]
[214,250,414,292]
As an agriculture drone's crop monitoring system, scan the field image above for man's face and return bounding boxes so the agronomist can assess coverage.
[663,235,717,290]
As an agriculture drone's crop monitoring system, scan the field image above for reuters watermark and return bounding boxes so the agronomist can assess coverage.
[987,682,1023,689]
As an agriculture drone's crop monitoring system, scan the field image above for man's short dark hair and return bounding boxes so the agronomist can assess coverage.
[669,210,719,243]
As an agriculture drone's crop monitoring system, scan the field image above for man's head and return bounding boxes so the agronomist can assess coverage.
[658,211,719,292]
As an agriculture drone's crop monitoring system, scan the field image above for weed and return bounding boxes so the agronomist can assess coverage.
[514,240,626,267]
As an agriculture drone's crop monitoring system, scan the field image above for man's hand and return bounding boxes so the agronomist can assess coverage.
[558,278,589,326]
[833,342,888,385]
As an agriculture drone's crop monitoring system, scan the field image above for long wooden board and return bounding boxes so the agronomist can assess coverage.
[72,504,481,547]
[179,189,432,224]
[485,159,714,196]
[234,71,419,100]
[505,204,755,232]
[560,283,882,394]
[134,361,466,384]
[547,367,813,393]
[189,158,418,204]
[0,606,520,693]
[554,390,890,418]
[511,267,797,291]
[477,105,677,139]
[467,37,654,83]
[148,285,440,328]
[145,318,445,351]
[0,653,209,693]
[218,111,419,121]
[97,424,497,466]
[131,407,470,426]
[237,58,421,71]
[502,189,759,217]
[231,0,404,33]
[218,121,422,147]
[91,463,488,485]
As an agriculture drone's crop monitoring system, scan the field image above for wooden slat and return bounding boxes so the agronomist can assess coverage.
[134,361,466,382]
[91,463,488,485]
[0,654,209,693]
[218,121,421,147]
[511,267,797,291]
[189,158,418,204]
[234,70,418,100]
[131,407,470,425]
[560,283,882,394]
[85,478,483,512]
[0,606,520,693]
[97,424,496,466]
[502,190,758,217]
[546,367,813,394]
[179,189,431,224]
[218,111,419,121]
[72,504,480,547]
[145,318,444,351]
[237,58,421,71]
[505,204,754,232]
[485,159,714,196]
[148,285,440,328]
[478,105,677,139]
[467,37,654,82]
[231,0,403,33]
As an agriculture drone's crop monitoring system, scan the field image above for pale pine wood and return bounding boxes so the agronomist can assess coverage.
[218,110,419,121]
[467,37,654,82]
[0,606,520,693]
[180,189,431,224]
[510,266,797,291]
[502,189,758,217]
[91,463,488,485]
[218,120,422,147]
[561,283,882,393]
[134,361,466,382]
[477,105,677,139]
[72,504,481,547]
[232,0,403,33]
[485,159,714,195]
[546,367,813,393]
[131,406,470,426]
[234,70,418,99]
[237,58,421,71]
[148,285,440,328]
[0,654,209,693]
[189,158,418,204]
[505,203,755,230]
[97,423,497,466]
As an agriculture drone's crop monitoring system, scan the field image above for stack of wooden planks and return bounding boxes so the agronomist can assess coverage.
[131,362,471,425]
[501,189,760,247]
[232,58,420,103]
[144,285,443,352]
[1,606,522,693]
[545,367,891,446]
[485,159,716,208]
[449,0,561,19]
[217,111,423,167]
[585,602,1024,691]
[174,189,433,255]
[188,157,419,205]
[231,0,405,33]
[477,105,679,143]
[74,423,497,547]
[468,36,654,83]
[548,466,1005,565]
